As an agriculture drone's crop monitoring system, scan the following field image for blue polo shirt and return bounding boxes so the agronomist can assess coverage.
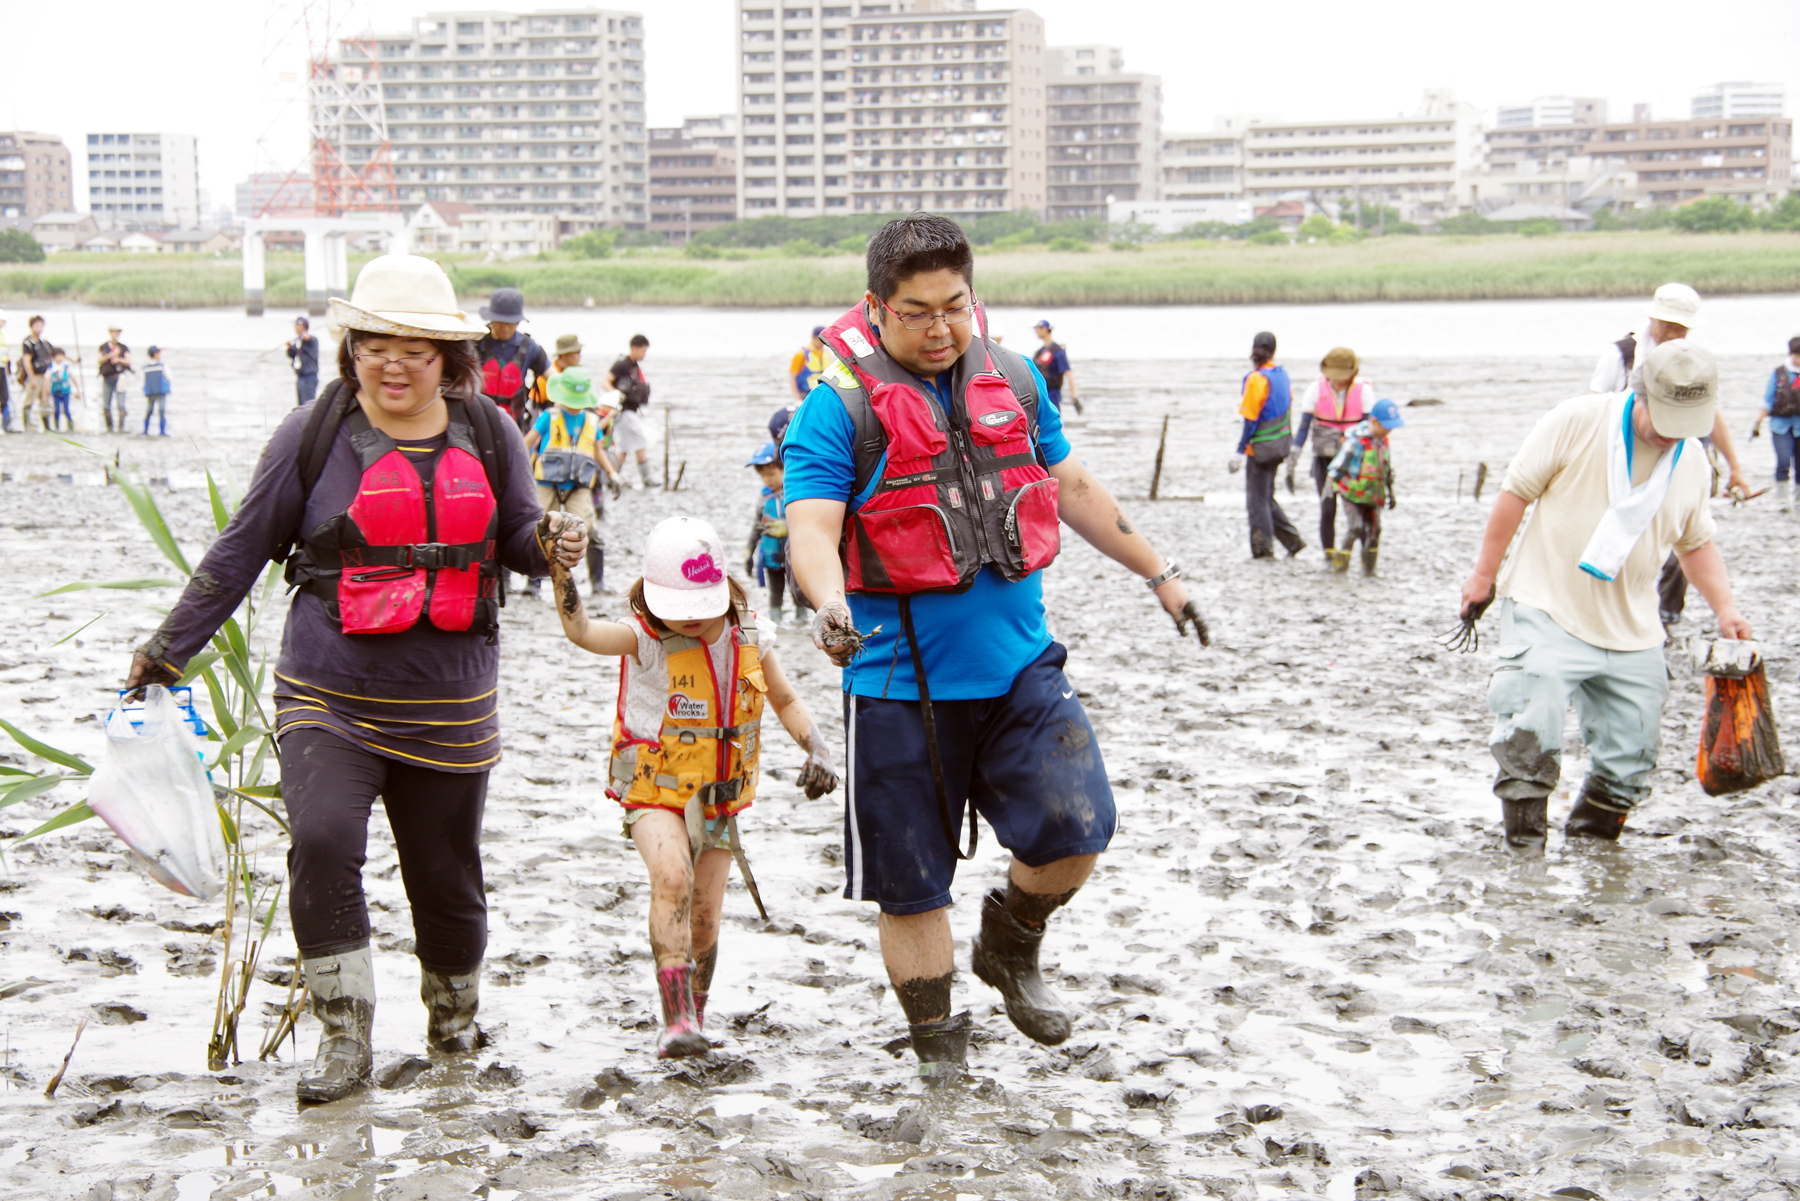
[781,356,1070,701]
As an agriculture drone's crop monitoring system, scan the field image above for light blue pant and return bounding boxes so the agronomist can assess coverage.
[1487,601,1668,812]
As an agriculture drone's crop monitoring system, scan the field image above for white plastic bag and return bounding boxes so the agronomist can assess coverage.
[87,685,227,900]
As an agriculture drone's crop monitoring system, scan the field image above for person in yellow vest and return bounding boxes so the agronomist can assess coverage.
[545,515,839,1057]
[526,366,621,599]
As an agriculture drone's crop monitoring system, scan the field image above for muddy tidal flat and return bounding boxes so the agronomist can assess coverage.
[1,302,1798,1201]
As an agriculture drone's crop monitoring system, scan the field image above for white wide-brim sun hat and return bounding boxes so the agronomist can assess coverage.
[641,516,732,623]
[1644,281,1705,329]
[327,254,488,340]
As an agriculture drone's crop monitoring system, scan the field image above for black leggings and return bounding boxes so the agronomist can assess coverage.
[766,565,811,614]
[280,727,489,972]
[1310,453,1339,550]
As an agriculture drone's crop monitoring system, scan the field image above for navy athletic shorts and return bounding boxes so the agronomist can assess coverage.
[842,642,1115,915]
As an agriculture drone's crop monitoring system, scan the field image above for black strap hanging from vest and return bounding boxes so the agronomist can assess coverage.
[899,596,976,862]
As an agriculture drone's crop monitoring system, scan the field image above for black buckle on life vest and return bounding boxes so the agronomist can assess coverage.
[396,542,476,571]
[698,779,743,805]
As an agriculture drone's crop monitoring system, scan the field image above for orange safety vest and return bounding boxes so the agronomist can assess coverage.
[609,617,766,820]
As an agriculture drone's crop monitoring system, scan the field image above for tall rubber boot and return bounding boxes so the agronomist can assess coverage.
[655,962,710,1059]
[910,1010,972,1088]
[295,945,376,1104]
[1249,529,1274,559]
[1502,797,1548,854]
[1330,548,1352,573]
[1566,787,1628,842]
[970,889,1072,1046]
[421,965,481,1054]
[1778,479,1793,513]
[1361,548,1379,576]
[637,458,659,490]
[586,543,605,593]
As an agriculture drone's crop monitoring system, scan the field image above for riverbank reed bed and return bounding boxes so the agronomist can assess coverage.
[2,232,1797,309]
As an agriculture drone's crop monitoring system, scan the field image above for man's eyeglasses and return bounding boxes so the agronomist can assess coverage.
[353,351,440,373]
[876,295,978,331]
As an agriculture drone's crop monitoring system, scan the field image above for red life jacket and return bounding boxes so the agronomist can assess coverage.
[478,335,535,412]
[817,302,1059,594]
[289,403,501,637]
[1315,378,1366,430]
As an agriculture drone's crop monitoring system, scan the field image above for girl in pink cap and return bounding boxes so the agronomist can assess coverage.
[545,514,839,1057]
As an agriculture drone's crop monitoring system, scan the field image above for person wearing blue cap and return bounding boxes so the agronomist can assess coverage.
[744,441,810,625]
[1032,320,1081,415]
[1324,397,1403,574]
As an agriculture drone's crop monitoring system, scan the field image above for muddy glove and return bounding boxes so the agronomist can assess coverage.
[536,511,587,571]
[605,473,623,499]
[124,647,181,701]
[796,735,840,799]
[1174,599,1211,649]
[1227,456,1243,475]
[810,598,866,667]
[1442,584,1497,654]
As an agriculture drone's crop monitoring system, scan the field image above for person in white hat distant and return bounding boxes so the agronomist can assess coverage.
[120,253,583,1105]
[544,515,839,1060]
[1589,282,1750,626]
[1460,339,1753,855]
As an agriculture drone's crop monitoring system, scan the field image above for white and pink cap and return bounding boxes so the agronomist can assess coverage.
[642,516,731,621]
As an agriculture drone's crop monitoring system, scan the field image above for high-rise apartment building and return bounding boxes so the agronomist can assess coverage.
[1691,82,1785,120]
[0,132,73,220]
[329,7,647,229]
[648,115,740,241]
[735,1,858,216]
[86,133,200,229]
[1495,96,1606,129]
[846,5,1047,216]
[1593,114,1792,208]
[1240,90,1484,223]
[1043,45,1159,220]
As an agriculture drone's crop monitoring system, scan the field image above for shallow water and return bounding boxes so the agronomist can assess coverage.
[1,301,1797,1200]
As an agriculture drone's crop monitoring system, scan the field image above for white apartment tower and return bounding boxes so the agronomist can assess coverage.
[1044,45,1160,219]
[735,2,858,216]
[846,4,1047,216]
[331,8,646,229]
[86,133,200,229]
[1691,82,1786,120]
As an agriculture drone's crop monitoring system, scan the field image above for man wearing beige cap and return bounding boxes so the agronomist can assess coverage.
[1590,282,1751,625]
[1460,340,1752,852]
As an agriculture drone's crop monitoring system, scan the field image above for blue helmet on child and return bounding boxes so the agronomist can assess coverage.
[745,442,780,467]
[1371,398,1405,428]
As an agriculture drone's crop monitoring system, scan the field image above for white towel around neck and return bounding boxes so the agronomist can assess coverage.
[1577,393,1690,583]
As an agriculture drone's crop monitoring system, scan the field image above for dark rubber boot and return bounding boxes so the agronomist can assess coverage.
[586,544,605,593]
[421,966,481,1054]
[296,945,376,1104]
[1502,797,1548,854]
[971,888,1072,1046]
[1361,549,1379,576]
[1249,529,1274,559]
[1566,790,1628,841]
[1278,530,1305,558]
[910,1010,972,1088]
[655,963,710,1059]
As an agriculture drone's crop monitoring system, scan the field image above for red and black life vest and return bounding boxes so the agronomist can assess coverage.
[478,334,537,413]
[818,302,1059,595]
[284,384,505,639]
[1774,367,1800,419]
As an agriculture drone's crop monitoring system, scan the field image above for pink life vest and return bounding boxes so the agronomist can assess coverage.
[1316,378,1366,430]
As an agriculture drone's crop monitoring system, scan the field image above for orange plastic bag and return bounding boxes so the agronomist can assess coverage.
[1696,651,1786,796]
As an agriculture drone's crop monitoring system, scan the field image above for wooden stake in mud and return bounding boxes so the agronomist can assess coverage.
[1149,413,1170,501]
[662,409,672,492]
[670,462,687,492]
[44,1018,87,1099]
[1474,462,1489,502]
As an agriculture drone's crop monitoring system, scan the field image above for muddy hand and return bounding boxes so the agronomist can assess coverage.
[536,511,587,570]
[1174,599,1211,649]
[797,743,840,799]
[810,599,862,667]
[124,648,180,701]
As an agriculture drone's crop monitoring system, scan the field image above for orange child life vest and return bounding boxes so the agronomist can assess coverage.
[609,618,767,820]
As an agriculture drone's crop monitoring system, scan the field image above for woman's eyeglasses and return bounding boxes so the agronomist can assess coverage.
[353,351,440,373]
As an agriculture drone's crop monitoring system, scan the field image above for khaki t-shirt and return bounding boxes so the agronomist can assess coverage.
[1499,393,1715,651]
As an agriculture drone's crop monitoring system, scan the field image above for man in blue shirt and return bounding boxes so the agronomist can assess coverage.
[1752,335,1800,512]
[785,214,1205,1085]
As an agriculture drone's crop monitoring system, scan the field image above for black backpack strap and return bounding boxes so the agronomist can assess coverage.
[1616,333,1637,374]
[452,390,512,500]
[296,378,357,497]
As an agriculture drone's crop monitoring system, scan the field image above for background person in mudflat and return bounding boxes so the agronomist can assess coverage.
[1750,335,1800,512]
[285,316,320,405]
[1235,331,1304,558]
[98,326,132,432]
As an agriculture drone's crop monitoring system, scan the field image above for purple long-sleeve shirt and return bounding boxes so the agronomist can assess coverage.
[143,390,547,772]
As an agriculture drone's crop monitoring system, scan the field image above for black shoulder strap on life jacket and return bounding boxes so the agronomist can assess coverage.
[835,337,1044,498]
[1617,333,1637,374]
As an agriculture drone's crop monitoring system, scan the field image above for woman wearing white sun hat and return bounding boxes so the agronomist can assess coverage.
[123,254,586,1103]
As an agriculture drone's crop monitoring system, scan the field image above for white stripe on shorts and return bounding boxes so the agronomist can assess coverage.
[846,699,865,899]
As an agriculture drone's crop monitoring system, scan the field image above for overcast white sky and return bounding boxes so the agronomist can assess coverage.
[3,0,1796,214]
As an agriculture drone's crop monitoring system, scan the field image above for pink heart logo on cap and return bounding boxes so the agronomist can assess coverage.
[681,553,722,585]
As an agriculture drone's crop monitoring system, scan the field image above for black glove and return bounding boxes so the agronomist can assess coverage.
[1174,599,1211,649]
[124,647,181,701]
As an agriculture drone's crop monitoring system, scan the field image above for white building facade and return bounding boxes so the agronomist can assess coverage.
[1691,81,1786,120]
[735,2,858,216]
[86,132,200,229]
[1161,130,1243,201]
[1043,45,1160,220]
[1495,96,1606,129]
[329,7,647,230]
